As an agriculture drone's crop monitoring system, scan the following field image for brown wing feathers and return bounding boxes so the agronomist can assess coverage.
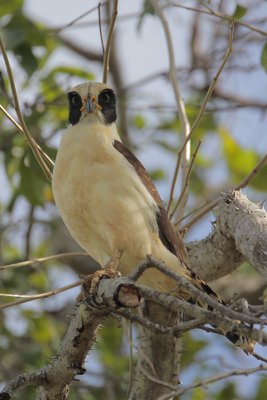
[113,140,221,302]
[113,140,187,264]
[112,140,252,351]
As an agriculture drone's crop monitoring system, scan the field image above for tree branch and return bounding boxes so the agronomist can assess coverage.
[0,275,140,399]
[185,190,267,282]
[217,191,267,279]
[0,104,54,167]
[180,153,267,230]
[0,37,52,181]
[149,0,191,218]
[157,364,267,400]
[102,0,118,83]
[173,2,267,37]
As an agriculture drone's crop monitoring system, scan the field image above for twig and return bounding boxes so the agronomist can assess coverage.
[157,364,267,399]
[112,309,205,336]
[0,104,54,167]
[179,198,219,230]
[0,37,52,180]
[102,0,118,83]
[251,352,267,363]
[0,252,88,271]
[170,20,234,223]
[24,205,34,260]
[172,2,267,37]
[131,256,263,325]
[180,153,267,230]
[235,155,267,190]
[141,368,177,391]
[170,140,201,219]
[139,284,267,347]
[98,3,105,55]
[54,2,109,33]
[150,0,191,218]
[0,281,81,310]
[0,293,46,298]
[0,371,45,400]
[183,21,234,145]
[0,300,104,399]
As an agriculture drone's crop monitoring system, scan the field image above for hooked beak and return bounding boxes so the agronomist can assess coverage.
[85,97,95,113]
[82,96,102,114]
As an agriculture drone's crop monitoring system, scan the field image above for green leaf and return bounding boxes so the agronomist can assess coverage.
[261,42,267,72]
[215,382,237,400]
[132,114,146,129]
[19,151,47,206]
[3,13,46,49]
[191,387,206,400]
[137,0,155,31]
[181,333,207,367]
[233,5,247,19]
[152,139,177,153]
[253,377,267,400]
[2,12,47,74]
[220,128,258,179]
[14,43,38,75]
[97,319,129,376]
[48,66,95,81]
[0,0,23,17]
[149,168,165,181]
[157,100,216,142]
[220,128,267,191]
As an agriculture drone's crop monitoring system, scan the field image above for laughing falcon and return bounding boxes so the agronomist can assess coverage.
[52,82,252,352]
[52,81,191,294]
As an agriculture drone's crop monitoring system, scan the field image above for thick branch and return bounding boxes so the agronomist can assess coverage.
[150,0,191,217]
[129,302,181,400]
[59,36,103,62]
[186,224,245,282]
[186,190,267,281]
[218,191,267,279]
[0,276,140,400]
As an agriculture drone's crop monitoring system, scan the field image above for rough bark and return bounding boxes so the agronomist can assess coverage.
[218,190,267,279]
[1,261,266,399]
[129,302,181,400]
[0,276,140,400]
[187,191,267,281]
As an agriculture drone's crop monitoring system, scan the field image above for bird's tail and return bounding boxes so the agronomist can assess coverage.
[188,270,255,354]
[150,245,254,353]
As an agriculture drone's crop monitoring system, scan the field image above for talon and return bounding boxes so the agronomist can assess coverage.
[77,251,123,300]
[89,270,117,295]
[105,250,123,273]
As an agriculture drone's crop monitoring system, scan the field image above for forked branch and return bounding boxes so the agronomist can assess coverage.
[102,0,118,83]
[0,37,52,180]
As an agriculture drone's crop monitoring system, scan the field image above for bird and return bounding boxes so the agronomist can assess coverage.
[52,81,253,353]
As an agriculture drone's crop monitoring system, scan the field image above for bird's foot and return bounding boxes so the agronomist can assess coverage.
[78,250,123,301]
[104,249,123,275]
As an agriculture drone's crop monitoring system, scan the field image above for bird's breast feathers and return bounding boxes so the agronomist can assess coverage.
[52,122,159,267]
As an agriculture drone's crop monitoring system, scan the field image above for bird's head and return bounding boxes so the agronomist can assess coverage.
[67,82,117,126]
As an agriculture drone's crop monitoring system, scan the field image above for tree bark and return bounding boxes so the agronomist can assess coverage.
[129,302,181,400]
[187,190,267,281]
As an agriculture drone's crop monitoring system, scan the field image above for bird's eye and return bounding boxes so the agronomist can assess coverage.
[102,93,111,103]
[71,94,81,107]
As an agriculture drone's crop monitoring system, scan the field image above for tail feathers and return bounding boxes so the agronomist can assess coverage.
[188,270,255,354]
[225,331,254,354]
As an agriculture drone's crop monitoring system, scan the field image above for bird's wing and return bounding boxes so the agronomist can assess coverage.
[112,142,254,352]
[113,140,187,264]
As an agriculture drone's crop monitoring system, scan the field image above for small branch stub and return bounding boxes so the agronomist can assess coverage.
[81,271,141,309]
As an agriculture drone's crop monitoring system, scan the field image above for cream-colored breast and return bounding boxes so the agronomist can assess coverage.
[52,122,159,268]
